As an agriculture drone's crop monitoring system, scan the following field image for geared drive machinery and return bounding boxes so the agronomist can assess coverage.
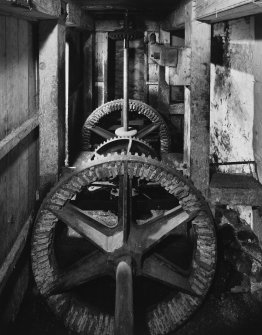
[31,12,217,335]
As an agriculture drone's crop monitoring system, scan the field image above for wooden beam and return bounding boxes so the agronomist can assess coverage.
[196,0,262,23]
[39,20,65,197]
[0,214,33,295]
[209,173,262,206]
[184,0,211,196]
[0,0,61,20]
[95,18,160,32]
[32,0,61,16]
[66,1,94,30]
[83,32,94,120]
[0,115,38,161]
[161,0,190,30]
[169,103,184,115]
[169,47,191,86]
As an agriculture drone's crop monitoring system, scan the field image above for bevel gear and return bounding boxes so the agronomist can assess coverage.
[94,136,158,158]
[82,99,171,153]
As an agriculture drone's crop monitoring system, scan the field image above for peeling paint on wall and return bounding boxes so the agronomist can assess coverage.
[210,18,255,175]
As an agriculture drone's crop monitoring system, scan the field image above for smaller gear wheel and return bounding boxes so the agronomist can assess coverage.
[94,137,158,158]
[82,99,171,153]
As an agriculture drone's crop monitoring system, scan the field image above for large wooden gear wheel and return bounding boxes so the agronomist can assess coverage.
[31,154,216,334]
[82,100,171,153]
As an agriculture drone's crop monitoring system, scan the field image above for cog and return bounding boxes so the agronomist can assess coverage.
[94,136,158,158]
[32,153,216,335]
[82,99,171,153]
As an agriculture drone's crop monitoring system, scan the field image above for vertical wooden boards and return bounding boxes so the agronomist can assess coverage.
[94,32,108,107]
[27,22,38,214]
[144,32,148,103]
[0,14,7,265]
[103,33,109,103]
[83,32,94,119]
[113,37,145,102]
[128,39,145,102]
[253,15,262,181]
[39,20,65,197]
[185,0,211,196]
[57,23,66,171]
[0,15,38,317]
[146,31,159,108]
[0,15,6,141]
[28,22,37,119]
[0,17,37,265]
[5,16,20,265]
[18,19,29,226]
[183,86,191,175]
[27,128,38,214]
[114,39,124,100]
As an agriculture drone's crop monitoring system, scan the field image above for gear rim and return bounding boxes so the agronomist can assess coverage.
[31,153,216,335]
[82,99,171,153]
[94,136,158,159]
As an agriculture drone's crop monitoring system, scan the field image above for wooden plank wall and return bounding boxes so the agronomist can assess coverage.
[0,13,38,301]
[94,32,108,107]
[67,28,85,164]
[113,38,145,103]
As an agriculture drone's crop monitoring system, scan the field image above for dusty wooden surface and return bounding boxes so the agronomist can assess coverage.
[209,173,262,206]
[196,0,262,23]
[183,1,211,196]
[39,20,65,197]
[0,14,38,326]
[66,1,94,30]
[0,15,38,266]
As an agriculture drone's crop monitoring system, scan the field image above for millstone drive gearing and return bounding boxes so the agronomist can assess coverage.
[82,99,171,153]
[94,136,157,158]
[31,153,216,335]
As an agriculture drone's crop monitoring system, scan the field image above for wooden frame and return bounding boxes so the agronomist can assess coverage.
[209,173,262,206]
[0,214,33,295]
[196,0,262,23]
[0,114,38,160]
[39,20,65,197]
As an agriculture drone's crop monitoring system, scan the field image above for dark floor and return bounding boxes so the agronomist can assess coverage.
[5,211,262,335]
[4,266,262,335]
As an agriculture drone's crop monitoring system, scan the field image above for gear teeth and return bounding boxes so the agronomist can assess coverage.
[94,136,157,159]
[82,99,171,153]
[32,152,216,335]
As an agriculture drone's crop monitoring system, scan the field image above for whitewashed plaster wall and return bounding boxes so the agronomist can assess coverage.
[210,17,256,176]
[209,17,262,228]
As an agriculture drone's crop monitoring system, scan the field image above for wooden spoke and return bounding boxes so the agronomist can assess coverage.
[115,259,134,335]
[118,168,132,243]
[142,254,196,295]
[43,251,109,296]
[136,122,161,139]
[49,203,123,252]
[89,126,115,140]
[133,206,199,253]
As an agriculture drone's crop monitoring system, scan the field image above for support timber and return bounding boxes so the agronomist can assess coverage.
[39,20,65,198]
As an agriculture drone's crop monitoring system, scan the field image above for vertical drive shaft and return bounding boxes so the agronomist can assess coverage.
[115,259,134,335]
[123,12,129,132]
